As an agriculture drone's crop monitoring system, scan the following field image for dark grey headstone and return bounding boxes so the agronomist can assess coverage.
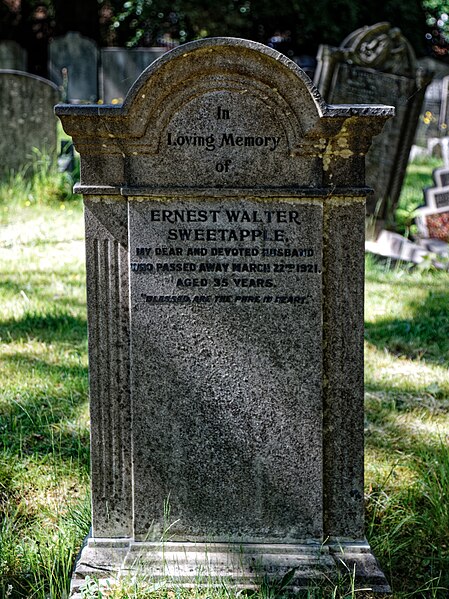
[0,70,59,175]
[314,22,432,220]
[56,38,392,596]
[49,32,98,102]
[0,41,26,70]
[100,47,166,103]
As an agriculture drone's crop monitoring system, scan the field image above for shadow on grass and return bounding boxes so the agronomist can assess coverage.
[365,289,449,366]
[0,311,87,344]
[365,408,449,597]
[1,353,89,469]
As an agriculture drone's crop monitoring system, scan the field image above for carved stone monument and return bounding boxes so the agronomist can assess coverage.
[56,38,393,596]
[0,70,59,175]
[314,22,432,221]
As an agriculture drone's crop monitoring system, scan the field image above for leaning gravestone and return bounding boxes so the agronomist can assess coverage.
[100,47,166,103]
[49,32,98,103]
[0,40,26,70]
[314,22,432,221]
[0,70,59,175]
[56,38,393,596]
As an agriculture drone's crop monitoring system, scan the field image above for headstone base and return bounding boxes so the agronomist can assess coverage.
[70,538,391,596]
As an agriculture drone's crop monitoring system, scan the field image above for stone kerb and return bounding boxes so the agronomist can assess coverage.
[56,38,393,595]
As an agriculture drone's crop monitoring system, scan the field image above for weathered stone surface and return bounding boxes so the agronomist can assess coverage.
[49,32,98,102]
[129,198,323,541]
[56,37,392,594]
[100,47,166,103]
[0,41,26,70]
[0,70,59,174]
[314,22,432,220]
[83,197,132,537]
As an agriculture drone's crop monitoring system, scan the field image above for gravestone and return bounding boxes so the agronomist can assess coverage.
[49,32,98,102]
[425,184,449,209]
[432,166,449,188]
[0,70,59,175]
[314,22,432,221]
[100,47,166,103]
[56,38,393,596]
[0,40,26,70]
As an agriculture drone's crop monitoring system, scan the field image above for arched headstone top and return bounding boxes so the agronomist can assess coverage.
[56,37,393,194]
[0,69,59,92]
[121,38,326,138]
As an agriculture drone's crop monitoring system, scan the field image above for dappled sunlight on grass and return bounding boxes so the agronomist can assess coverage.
[364,253,449,597]
[365,345,449,395]
[0,192,90,597]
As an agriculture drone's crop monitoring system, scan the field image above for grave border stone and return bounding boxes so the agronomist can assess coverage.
[424,183,449,208]
[56,37,393,596]
[432,166,449,188]
[415,204,449,241]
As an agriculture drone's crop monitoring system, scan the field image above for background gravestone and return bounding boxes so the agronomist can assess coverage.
[100,47,166,103]
[56,38,392,596]
[49,32,98,103]
[432,167,449,188]
[0,70,59,175]
[0,40,26,70]
[314,22,432,221]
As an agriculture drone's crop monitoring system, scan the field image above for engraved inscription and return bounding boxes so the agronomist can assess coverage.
[167,132,281,152]
[130,200,322,307]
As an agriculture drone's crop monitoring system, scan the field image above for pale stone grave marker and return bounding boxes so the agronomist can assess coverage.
[49,32,98,103]
[314,22,431,221]
[0,70,59,175]
[56,38,393,596]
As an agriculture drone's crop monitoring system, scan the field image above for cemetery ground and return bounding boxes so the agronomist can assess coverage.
[0,157,448,599]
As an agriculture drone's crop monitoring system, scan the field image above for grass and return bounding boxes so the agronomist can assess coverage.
[0,156,90,598]
[393,156,442,237]
[0,156,448,597]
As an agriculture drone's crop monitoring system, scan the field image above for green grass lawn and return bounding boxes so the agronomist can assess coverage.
[0,159,448,598]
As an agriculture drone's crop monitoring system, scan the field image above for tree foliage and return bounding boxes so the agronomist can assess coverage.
[106,0,428,57]
[0,0,441,65]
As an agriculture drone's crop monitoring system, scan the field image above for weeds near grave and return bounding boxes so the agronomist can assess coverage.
[0,148,80,217]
